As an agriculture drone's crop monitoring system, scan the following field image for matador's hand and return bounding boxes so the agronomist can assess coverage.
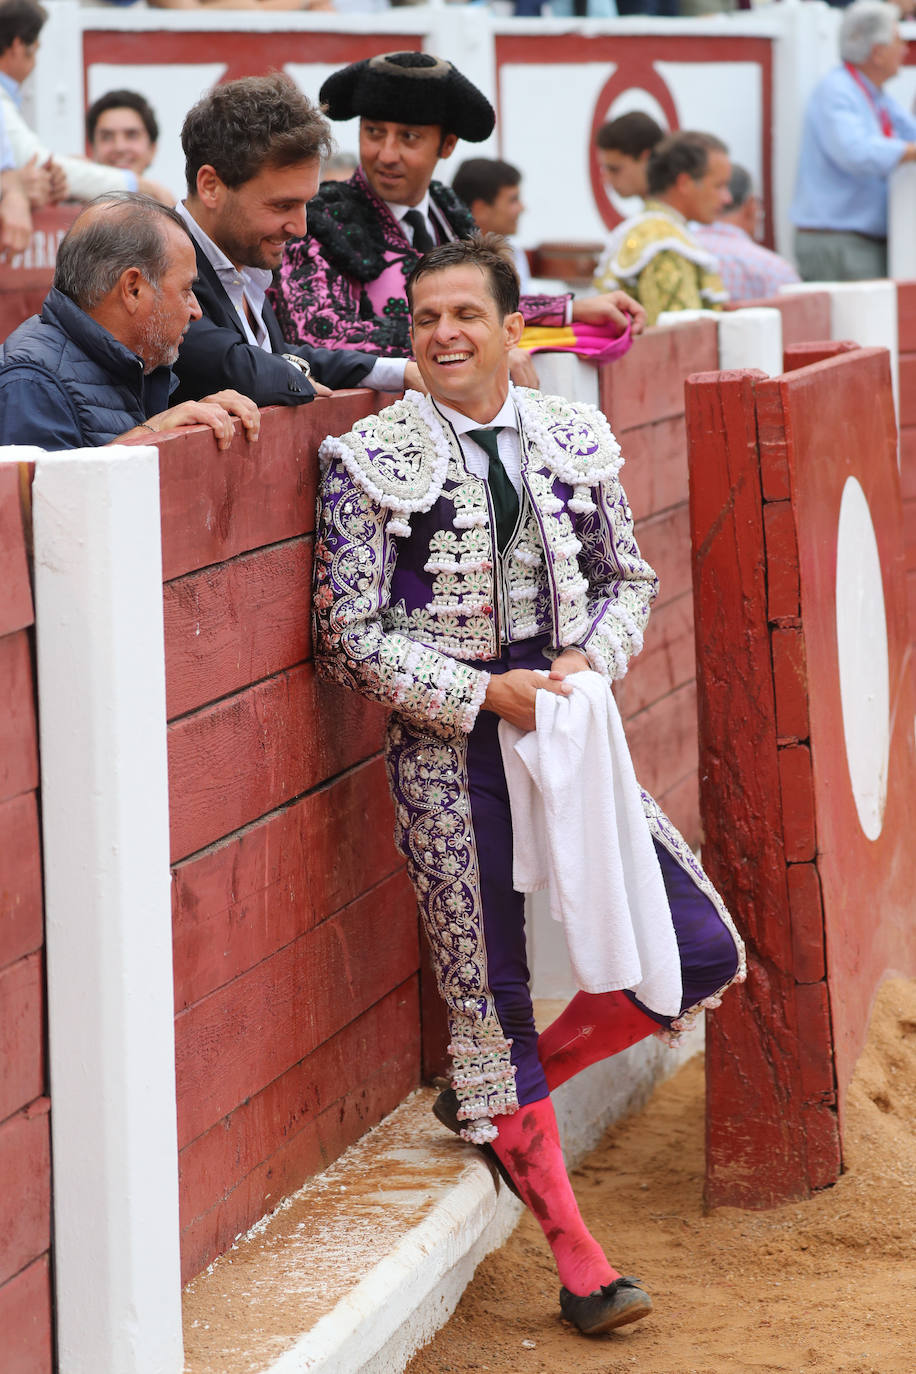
[482,668,573,734]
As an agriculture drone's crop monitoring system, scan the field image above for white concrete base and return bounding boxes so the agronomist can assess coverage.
[183,1019,703,1374]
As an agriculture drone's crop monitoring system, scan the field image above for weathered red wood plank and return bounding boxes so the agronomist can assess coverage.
[795,980,835,1101]
[771,625,809,741]
[0,1255,53,1374]
[803,1100,842,1190]
[687,370,790,955]
[724,291,831,346]
[903,494,916,570]
[687,371,811,1208]
[787,862,825,984]
[635,503,692,606]
[600,319,718,433]
[175,868,419,1147]
[0,793,42,972]
[614,591,695,722]
[164,537,312,720]
[778,744,816,863]
[623,680,697,802]
[0,467,33,639]
[172,756,402,1010]
[899,427,916,499]
[167,663,387,862]
[0,1100,50,1287]
[755,380,790,503]
[654,768,701,852]
[158,391,389,582]
[896,281,916,352]
[615,415,688,522]
[763,502,800,622]
[0,631,38,806]
[783,340,858,373]
[898,356,916,430]
[178,980,419,1281]
[0,954,44,1122]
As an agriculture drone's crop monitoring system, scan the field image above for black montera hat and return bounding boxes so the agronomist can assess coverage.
[319,51,495,143]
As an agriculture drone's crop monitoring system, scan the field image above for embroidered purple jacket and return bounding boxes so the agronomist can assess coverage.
[271,169,571,355]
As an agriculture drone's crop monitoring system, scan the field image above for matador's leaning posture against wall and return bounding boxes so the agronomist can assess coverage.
[313,233,745,1337]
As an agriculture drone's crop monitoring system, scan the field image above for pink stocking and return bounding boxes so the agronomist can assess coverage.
[538,990,660,1092]
[489,1096,619,1297]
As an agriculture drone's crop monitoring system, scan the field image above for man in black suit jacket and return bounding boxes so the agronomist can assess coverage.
[173,73,420,407]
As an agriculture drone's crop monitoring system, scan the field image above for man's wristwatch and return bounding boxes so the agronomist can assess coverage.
[282,353,311,378]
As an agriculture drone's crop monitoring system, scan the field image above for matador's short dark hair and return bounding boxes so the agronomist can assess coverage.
[406,232,520,320]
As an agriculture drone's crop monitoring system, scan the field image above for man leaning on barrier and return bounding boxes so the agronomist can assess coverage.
[0,192,259,450]
[312,232,745,1337]
[172,74,423,408]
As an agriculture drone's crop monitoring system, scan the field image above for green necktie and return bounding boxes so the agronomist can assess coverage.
[468,427,519,552]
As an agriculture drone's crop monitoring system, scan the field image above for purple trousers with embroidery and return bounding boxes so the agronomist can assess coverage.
[389,636,740,1112]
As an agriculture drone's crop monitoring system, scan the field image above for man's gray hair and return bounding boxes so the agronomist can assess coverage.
[53,192,191,311]
[726,164,754,210]
[839,1,900,65]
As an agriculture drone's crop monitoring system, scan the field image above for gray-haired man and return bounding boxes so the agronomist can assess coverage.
[0,192,258,449]
[791,0,916,280]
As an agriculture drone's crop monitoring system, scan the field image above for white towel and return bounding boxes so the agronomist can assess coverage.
[498,671,682,1018]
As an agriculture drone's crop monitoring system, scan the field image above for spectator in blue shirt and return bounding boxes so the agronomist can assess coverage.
[791,0,916,280]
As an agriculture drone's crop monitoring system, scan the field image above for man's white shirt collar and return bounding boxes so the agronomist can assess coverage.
[436,395,518,435]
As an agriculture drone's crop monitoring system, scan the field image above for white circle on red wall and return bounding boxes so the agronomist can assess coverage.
[835,476,890,841]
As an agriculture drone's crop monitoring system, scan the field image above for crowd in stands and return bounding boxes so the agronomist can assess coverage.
[0,0,911,442]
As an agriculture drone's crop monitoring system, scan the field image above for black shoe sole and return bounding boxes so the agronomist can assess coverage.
[560,1277,653,1335]
[432,1088,522,1200]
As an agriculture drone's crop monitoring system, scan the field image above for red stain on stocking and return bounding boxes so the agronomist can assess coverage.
[489,1096,621,1297]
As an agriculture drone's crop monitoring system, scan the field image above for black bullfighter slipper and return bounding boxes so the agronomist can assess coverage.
[559,1276,653,1335]
[432,1087,522,1200]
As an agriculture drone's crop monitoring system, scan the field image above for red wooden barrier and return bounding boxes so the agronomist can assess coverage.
[146,393,427,1281]
[723,287,831,349]
[783,339,859,371]
[686,348,916,1209]
[600,319,720,846]
[0,464,53,1374]
[897,281,916,647]
[0,204,81,344]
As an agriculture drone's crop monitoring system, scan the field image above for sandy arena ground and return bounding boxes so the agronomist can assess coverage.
[406,978,916,1374]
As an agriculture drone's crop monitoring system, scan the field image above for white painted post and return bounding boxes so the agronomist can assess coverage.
[718,307,783,376]
[31,445,183,1374]
[888,162,916,282]
[656,307,783,376]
